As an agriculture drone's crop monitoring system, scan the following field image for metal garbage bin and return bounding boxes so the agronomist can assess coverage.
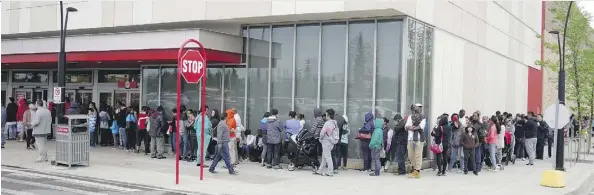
[55,114,90,167]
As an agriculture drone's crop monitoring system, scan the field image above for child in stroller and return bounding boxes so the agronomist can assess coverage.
[286,129,320,171]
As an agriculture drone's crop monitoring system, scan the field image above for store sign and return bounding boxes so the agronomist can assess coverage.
[117,80,137,89]
[53,87,63,103]
[180,50,205,84]
[57,126,68,133]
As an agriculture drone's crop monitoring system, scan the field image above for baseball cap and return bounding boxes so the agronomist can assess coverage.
[414,103,423,107]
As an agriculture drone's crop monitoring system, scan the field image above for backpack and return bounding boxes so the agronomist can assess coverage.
[326,121,339,145]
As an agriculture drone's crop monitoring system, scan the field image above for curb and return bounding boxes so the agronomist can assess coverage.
[565,169,594,195]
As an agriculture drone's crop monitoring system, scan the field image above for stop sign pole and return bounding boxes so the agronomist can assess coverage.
[176,39,207,183]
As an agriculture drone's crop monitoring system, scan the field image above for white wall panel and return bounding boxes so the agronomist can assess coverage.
[2,1,12,34]
[1,29,242,55]
[18,1,31,33]
[113,1,133,27]
[101,1,115,27]
[133,0,153,25]
[415,0,434,24]
[271,0,295,16]
[295,1,343,14]
[153,0,205,23]
[67,1,102,30]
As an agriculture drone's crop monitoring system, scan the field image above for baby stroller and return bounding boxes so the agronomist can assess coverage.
[286,130,320,171]
[502,131,516,166]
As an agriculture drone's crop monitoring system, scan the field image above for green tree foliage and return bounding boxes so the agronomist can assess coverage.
[537,2,594,127]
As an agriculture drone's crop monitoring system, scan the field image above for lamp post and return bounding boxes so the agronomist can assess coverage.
[548,1,573,172]
[549,30,566,171]
[57,1,77,123]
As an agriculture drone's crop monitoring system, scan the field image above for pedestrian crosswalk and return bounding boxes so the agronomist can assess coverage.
[1,166,190,195]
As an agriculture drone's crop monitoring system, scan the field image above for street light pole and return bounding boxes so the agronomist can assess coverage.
[57,1,77,123]
[549,1,573,172]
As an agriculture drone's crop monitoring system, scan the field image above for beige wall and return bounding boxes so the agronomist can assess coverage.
[430,1,540,117]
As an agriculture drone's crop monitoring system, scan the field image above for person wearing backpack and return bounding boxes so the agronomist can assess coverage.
[315,108,338,176]
[369,117,384,176]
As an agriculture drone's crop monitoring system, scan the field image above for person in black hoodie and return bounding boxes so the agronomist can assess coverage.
[432,116,451,176]
[514,115,526,160]
[524,114,538,165]
[115,102,127,150]
[207,109,221,160]
[391,114,407,175]
[6,97,18,140]
[535,114,549,160]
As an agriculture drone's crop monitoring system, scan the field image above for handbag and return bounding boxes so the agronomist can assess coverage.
[379,148,386,158]
[430,127,443,154]
[355,132,371,140]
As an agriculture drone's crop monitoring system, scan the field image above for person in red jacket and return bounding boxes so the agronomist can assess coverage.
[137,106,150,154]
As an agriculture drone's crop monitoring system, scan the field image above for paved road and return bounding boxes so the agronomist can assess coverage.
[1,165,192,195]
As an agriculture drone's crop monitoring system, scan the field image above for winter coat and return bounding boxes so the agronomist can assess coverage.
[359,112,374,134]
[226,109,237,139]
[369,119,384,149]
[16,99,27,122]
[266,116,282,144]
[149,112,166,137]
[23,109,34,130]
[6,102,18,123]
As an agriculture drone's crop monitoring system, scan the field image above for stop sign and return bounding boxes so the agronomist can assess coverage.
[179,50,206,83]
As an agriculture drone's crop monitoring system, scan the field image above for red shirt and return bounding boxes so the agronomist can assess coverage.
[138,112,148,130]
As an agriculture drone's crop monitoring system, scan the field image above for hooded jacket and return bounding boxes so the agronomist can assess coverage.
[537,120,549,139]
[432,117,451,145]
[310,108,324,138]
[6,100,18,123]
[360,112,374,134]
[16,99,27,122]
[149,107,166,137]
[450,120,463,147]
[226,109,237,139]
[195,114,211,139]
[23,105,34,130]
[393,119,407,145]
[369,118,384,149]
[266,115,282,144]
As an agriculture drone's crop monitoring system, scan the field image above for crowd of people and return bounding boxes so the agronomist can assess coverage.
[2,95,593,178]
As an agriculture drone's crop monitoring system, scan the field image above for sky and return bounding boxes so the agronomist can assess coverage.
[577,1,594,28]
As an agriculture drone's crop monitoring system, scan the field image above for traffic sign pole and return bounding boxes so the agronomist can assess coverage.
[176,39,208,184]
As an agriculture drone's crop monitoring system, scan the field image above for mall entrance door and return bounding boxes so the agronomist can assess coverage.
[65,89,93,113]
[13,88,47,103]
[99,90,140,109]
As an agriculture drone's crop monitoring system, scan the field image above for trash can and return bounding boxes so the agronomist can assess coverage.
[54,114,90,167]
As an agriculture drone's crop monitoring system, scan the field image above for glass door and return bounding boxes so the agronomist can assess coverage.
[13,89,33,102]
[130,92,140,109]
[114,91,128,107]
[99,92,114,108]
[31,89,48,103]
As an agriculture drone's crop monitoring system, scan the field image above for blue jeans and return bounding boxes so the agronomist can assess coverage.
[90,132,96,147]
[1,126,6,147]
[488,143,497,169]
[8,124,17,139]
[119,128,127,148]
[209,142,234,173]
[449,146,464,170]
[475,143,484,172]
[170,132,176,153]
[371,147,381,175]
[182,133,189,158]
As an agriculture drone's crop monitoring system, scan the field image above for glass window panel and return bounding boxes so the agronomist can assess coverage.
[12,71,49,83]
[376,20,404,119]
[320,23,346,115]
[270,25,294,122]
[347,21,375,158]
[142,67,160,110]
[160,67,177,120]
[204,68,223,115]
[246,27,271,131]
[98,70,140,83]
[423,27,434,124]
[415,23,426,105]
[295,24,320,121]
[224,67,246,121]
[405,20,416,115]
[52,71,93,83]
[1,71,8,82]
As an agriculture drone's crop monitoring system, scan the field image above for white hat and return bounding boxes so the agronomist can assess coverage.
[414,103,423,107]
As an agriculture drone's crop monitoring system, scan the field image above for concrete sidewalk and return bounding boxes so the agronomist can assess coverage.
[1,141,594,195]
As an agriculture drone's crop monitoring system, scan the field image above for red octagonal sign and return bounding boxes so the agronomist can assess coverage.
[180,50,206,83]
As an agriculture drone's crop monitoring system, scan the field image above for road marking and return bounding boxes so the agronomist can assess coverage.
[2,168,139,192]
[1,177,108,195]
[1,188,38,195]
